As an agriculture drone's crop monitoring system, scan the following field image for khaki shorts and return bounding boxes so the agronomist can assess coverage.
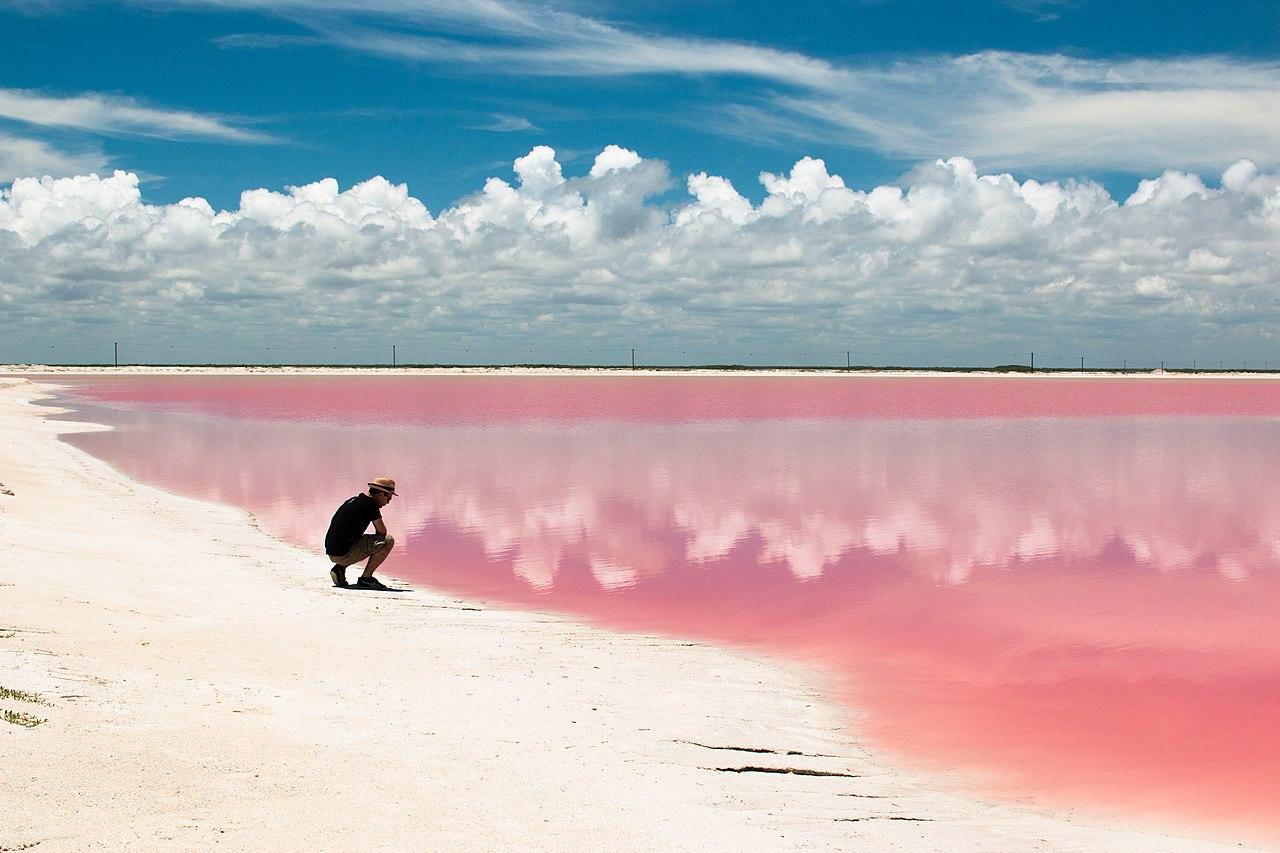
[329,534,394,567]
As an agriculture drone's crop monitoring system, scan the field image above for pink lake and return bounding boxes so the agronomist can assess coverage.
[41,375,1280,841]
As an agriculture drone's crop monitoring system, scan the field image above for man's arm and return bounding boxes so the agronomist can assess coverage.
[373,517,388,536]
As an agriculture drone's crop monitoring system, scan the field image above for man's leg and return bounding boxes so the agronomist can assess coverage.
[330,535,379,587]
[360,535,395,579]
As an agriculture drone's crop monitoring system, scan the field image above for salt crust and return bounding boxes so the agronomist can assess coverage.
[3,364,1278,378]
[0,377,1256,851]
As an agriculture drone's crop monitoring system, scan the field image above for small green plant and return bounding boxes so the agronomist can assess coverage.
[0,686,49,706]
[1,709,46,728]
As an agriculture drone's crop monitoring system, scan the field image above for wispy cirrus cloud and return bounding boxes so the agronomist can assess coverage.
[212,31,325,50]
[193,0,851,89]
[301,19,848,90]
[1002,0,1079,22]
[477,113,540,133]
[196,0,1280,172]
[0,88,276,142]
[29,0,1280,173]
[767,52,1280,171]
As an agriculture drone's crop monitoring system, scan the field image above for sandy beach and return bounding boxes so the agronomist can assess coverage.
[0,375,1261,851]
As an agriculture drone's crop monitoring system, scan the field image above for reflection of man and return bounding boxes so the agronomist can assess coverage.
[325,478,397,590]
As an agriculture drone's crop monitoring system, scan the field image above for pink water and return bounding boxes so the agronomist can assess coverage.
[44,375,1280,840]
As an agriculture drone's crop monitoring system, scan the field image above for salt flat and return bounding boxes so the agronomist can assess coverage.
[0,377,1252,851]
[4,363,1279,378]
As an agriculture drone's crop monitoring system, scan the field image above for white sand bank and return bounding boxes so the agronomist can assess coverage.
[0,377,1256,850]
[4,363,1279,379]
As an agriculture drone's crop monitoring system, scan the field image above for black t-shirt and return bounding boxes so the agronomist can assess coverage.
[325,493,382,556]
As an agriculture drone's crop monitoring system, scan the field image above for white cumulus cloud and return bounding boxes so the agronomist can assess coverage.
[2,146,1280,363]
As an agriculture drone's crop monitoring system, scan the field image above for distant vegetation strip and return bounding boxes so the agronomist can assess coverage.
[7,363,1279,373]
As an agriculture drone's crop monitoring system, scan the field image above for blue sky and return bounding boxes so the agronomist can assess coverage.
[1,0,1279,365]
[3,0,1277,206]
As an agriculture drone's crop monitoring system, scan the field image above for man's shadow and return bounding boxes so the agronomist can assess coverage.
[339,583,414,593]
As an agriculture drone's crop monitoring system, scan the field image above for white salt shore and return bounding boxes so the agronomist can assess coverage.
[4,363,1279,379]
[0,376,1259,850]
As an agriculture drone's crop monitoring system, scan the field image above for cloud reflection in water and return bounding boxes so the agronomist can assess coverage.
[56,382,1280,840]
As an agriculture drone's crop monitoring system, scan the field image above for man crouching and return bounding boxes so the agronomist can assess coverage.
[326,477,397,590]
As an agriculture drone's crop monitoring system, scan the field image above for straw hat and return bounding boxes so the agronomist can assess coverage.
[368,477,397,495]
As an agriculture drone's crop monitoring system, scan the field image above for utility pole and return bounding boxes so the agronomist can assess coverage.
[1030,352,1034,370]
[846,350,851,369]
[631,348,635,369]
[114,342,118,367]
[1081,356,1085,371]
[392,344,396,367]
